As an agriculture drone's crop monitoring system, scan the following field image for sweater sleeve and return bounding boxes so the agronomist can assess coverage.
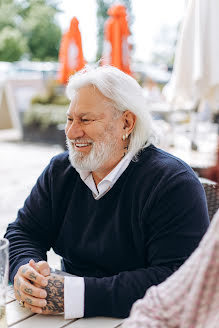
[4,162,53,283]
[84,171,210,318]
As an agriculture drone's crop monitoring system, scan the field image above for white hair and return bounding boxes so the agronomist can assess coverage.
[66,65,154,158]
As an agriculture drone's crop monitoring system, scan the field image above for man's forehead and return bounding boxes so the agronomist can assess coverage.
[67,109,94,117]
[75,85,106,100]
[68,86,113,114]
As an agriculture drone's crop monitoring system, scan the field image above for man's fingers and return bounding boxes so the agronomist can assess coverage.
[24,302,43,314]
[14,262,48,314]
[19,266,48,287]
[21,278,47,298]
[23,294,47,308]
[28,260,48,287]
[14,275,47,299]
[15,288,43,314]
[36,261,50,276]
[17,288,47,308]
[29,260,50,276]
[29,259,39,271]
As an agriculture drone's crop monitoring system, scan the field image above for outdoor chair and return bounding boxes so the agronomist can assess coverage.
[199,177,219,221]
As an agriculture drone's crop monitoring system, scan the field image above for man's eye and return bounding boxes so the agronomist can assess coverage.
[81,119,90,122]
[67,118,73,122]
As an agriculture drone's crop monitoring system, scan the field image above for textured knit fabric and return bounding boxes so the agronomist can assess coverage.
[122,208,219,328]
[5,145,209,318]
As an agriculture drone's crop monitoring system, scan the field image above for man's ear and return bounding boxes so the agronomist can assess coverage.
[122,110,136,135]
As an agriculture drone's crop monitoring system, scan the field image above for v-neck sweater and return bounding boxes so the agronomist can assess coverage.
[5,145,209,318]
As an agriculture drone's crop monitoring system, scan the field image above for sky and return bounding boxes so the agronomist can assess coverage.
[57,0,186,63]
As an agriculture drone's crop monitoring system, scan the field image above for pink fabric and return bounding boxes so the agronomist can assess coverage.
[123,209,219,328]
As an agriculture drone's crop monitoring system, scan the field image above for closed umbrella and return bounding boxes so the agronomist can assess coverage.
[102,4,131,75]
[164,0,219,113]
[58,17,85,84]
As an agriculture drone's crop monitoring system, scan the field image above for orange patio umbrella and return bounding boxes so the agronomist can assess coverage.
[58,17,85,84]
[102,4,132,75]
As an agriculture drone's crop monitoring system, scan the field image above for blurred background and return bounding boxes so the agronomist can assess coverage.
[0,0,187,149]
[1,0,219,246]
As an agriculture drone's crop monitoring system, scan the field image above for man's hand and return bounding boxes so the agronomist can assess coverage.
[41,274,64,314]
[14,260,49,314]
[30,260,64,314]
[14,260,64,315]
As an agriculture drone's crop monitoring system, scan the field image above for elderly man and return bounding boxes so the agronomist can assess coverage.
[5,66,209,319]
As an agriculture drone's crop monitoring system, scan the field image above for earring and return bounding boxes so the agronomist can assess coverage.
[122,132,129,157]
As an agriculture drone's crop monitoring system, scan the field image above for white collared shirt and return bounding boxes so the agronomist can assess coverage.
[76,151,133,200]
[64,152,134,319]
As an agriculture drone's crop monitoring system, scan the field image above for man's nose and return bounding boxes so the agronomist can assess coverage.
[65,121,84,139]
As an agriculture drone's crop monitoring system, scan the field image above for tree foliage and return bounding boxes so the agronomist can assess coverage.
[0,1,20,30]
[96,0,133,61]
[0,26,27,61]
[21,4,61,60]
[0,0,61,61]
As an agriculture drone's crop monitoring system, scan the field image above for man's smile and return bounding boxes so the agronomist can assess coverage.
[73,141,93,152]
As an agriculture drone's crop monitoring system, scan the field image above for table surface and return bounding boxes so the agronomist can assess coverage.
[6,286,123,328]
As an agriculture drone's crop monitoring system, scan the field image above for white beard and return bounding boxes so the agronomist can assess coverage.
[66,130,119,172]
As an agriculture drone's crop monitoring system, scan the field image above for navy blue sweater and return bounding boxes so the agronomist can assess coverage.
[5,145,209,318]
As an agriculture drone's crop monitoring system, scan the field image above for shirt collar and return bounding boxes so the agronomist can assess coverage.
[75,151,134,199]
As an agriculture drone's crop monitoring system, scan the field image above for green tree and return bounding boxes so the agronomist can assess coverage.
[96,0,132,61]
[22,4,61,60]
[0,26,27,61]
[0,0,61,61]
[96,0,111,61]
[18,0,60,19]
[0,1,20,31]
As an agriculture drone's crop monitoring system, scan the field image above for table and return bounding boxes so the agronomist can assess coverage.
[6,286,123,328]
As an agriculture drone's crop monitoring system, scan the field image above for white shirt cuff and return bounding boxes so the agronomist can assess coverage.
[64,276,85,319]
